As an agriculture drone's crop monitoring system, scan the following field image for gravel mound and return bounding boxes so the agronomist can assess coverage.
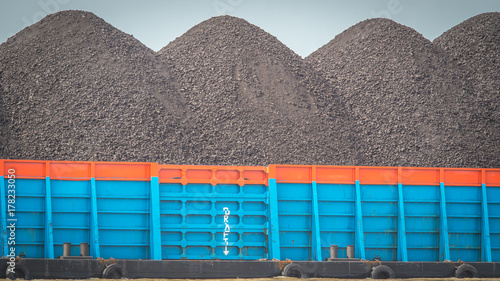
[434,12,500,167]
[0,10,190,163]
[306,18,495,167]
[0,11,497,167]
[158,15,356,165]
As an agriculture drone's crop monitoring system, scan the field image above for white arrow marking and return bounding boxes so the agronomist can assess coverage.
[223,207,231,255]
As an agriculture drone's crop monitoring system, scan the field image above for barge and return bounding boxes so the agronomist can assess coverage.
[1,159,499,279]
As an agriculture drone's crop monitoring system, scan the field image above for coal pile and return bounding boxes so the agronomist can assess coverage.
[434,12,500,167]
[0,11,356,165]
[0,11,498,167]
[158,15,356,165]
[306,18,496,167]
[0,10,190,163]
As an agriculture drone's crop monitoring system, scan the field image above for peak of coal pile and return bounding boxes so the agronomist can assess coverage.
[434,12,500,167]
[159,15,356,165]
[0,10,190,163]
[306,18,495,167]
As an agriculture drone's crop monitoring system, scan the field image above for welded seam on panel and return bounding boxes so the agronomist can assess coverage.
[311,181,322,261]
[45,176,54,258]
[481,183,492,262]
[90,178,100,258]
[397,183,408,261]
[0,161,7,257]
[268,178,281,260]
[439,182,451,261]
[150,176,162,260]
[354,180,366,260]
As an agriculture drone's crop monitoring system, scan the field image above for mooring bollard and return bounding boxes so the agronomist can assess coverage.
[80,243,89,256]
[330,245,338,259]
[63,243,71,257]
[347,245,354,259]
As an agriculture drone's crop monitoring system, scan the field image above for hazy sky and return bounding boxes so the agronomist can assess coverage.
[1,0,499,57]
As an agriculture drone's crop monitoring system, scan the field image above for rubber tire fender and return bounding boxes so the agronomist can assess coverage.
[455,264,478,278]
[371,265,396,279]
[5,263,30,280]
[102,263,128,279]
[282,263,307,278]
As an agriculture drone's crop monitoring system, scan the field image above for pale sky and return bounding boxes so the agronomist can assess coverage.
[1,0,499,57]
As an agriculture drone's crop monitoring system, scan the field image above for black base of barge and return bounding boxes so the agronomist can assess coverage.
[1,258,500,279]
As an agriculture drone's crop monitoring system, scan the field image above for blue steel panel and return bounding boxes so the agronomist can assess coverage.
[242,232,266,242]
[99,228,149,244]
[99,213,149,228]
[268,179,280,260]
[311,182,322,261]
[487,185,500,262]
[97,180,150,197]
[96,180,151,259]
[243,185,266,194]
[98,198,149,211]
[319,201,355,214]
[52,198,90,212]
[6,179,46,258]
[404,184,440,201]
[100,245,149,259]
[52,213,89,227]
[316,183,356,259]
[481,183,492,261]
[439,183,451,261]
[51,180,91,258]
[403,184,441,261]
[242,216,266,225]
[277,183,312,261]
[51,179,90,196]
[317,183,355,201]
[397,183,408,262]
[361,184,397,261]
[355,181,366,259]
[446,185,482,261]
[159,183,269,260]
[6,163,497,264]
[278,183,312,198]
[215,201,239,210]
[150,177,162,260]
[186,184,212,194]
[281,247,310,261]
[90,178,100,258]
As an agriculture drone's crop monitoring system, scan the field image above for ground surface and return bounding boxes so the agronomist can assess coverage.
[10,277,500,281]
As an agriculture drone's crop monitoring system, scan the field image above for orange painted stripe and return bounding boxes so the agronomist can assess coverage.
[2,160,154,181]
[4,160,47,179]
[271,165,500,186]
[359,167,398,184]
[158,165,268,186]
[401,168,440,185]
[151,163,159,178]
[1,160,499,187]
[486,169,500,186]
[268,165,276,180]
[443,169,482,186]
[94,162,151,181]
[273,165,312,183]
[243,169,267,181]
[50,162,91,180]
[316,166,355,184]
